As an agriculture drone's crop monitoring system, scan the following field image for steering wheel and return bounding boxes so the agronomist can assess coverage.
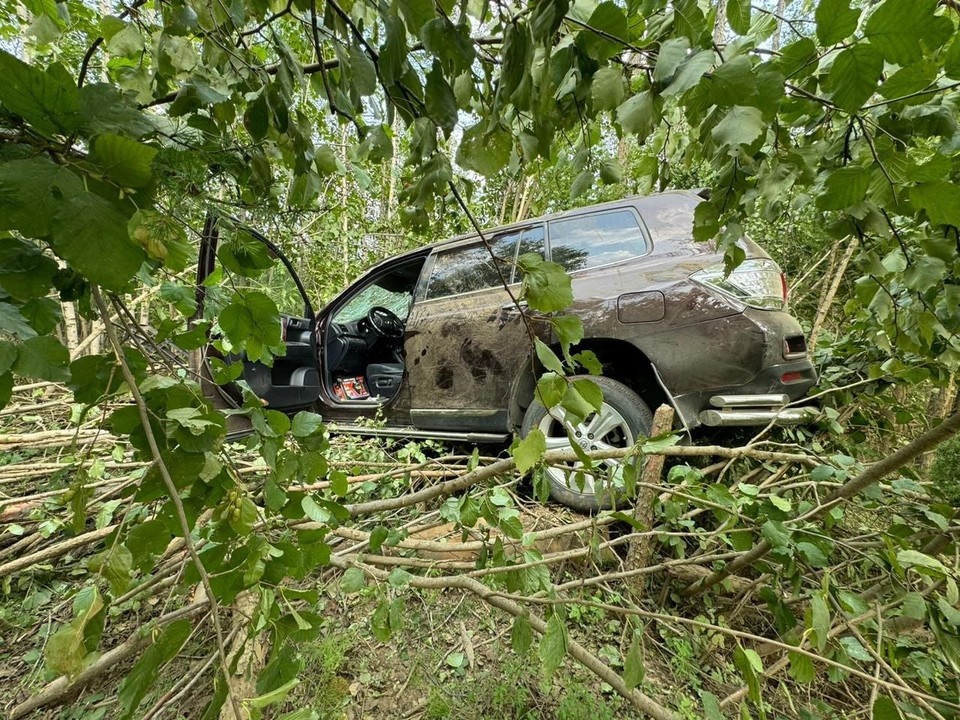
[367,306,404,340]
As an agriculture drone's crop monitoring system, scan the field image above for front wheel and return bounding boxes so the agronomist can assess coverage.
[520,376,654,513]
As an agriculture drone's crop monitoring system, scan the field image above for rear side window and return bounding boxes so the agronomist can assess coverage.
[425,231,520,299]
[548,209,648,272]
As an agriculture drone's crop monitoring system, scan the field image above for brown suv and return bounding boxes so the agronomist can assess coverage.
[196,190,817,510]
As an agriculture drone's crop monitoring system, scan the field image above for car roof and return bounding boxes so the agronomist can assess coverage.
[356,189,704,274]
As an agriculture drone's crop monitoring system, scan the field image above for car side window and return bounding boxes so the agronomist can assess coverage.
[547,209,648,272]
[425,231,520,299]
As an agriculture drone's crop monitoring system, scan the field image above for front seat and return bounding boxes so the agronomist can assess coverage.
[366,363,404,399]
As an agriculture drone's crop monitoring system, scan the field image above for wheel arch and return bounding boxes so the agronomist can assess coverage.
[508,337,677,430]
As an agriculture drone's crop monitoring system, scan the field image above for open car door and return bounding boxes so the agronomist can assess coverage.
[193,214,320,417]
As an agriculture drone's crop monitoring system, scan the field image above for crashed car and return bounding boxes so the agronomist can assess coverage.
[194,190,818,511]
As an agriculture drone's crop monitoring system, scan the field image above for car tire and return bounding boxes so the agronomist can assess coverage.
[520,375,654,513]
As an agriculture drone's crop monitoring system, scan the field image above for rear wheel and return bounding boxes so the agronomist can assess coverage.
[520,376,654,513]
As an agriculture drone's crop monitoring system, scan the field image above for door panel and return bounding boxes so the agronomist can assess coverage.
[405,227,545,432]
[195,215,320,414]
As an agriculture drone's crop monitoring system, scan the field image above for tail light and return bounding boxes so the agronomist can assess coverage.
[691,258,787,310]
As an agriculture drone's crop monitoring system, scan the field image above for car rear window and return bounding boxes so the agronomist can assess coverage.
[425,226,542,299]
[548,209,648,272]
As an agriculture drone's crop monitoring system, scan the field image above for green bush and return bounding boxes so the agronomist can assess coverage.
[929,435,960,506]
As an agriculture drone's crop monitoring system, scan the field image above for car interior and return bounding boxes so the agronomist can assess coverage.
[322,258,426,403]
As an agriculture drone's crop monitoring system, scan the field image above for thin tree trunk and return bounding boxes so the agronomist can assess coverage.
[809,238,858,350]
[713,0,727,44]
[771,0,787,51]
[627,404,675,583]
[515,175,535,222]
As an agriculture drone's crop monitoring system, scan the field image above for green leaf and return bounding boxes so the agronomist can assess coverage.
[535,339,565,375]
[12,335,69,381]
[51,192,146,291]
[425,62,457,136]
[788,651,816,683]
[291,411,325,438]
[126,519,171,572]
[910,182,960,228]
[897,549,949,576]
[421,19,476,77]
[816,166,871,211]
[90,134,157,188]
[551,314,584,352]
[570,169,592,199]
[616,91,659,141]
[864,0,940,65]
[623,632,644,689]
[727,0,751,35]
[0,341,16,375]
[708,56,755,106]
[513,429,546,474]
[539,613,568,681]
[219,291,282,364]
[733,645,762,704]
[579,2,628,62]
[900,592,927,620]
[348,47,376,96]
[0,50,81,136]
[945,33,960,80]
[878,60,938,100]
[0,158,83,238]
[810,593,830,652]
[517,253,573,312]
[456,122,511,177]
[571,379,603,414]
[301,496,329,524]
[388,568,413,588]
[839,636,873,662]
[701,691,724,720]
[760,519,791,548]
[378,13,407,86]
[530,0,569,44]
[245,679,300,711]
[815,0,860,45]
[397,0,435,36]
[828,45,883,112]
[937,597,960,626]
[663,50,714,96]
[796,541,829,567]
[118,620,192,719]
[591,66,625,111]
[536,373,567,408]
[341,567,366,593]
[711,105,765,150]
[88,544,133,596]
[653,38,690,83]
[0,372,11,410]
[0,303,37,340]
[511,614,533,654]
[872,697,903,720]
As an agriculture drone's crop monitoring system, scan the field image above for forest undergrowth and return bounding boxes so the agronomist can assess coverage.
[1,367,958,720]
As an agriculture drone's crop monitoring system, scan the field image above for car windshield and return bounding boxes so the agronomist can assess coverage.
[334,282,411,323]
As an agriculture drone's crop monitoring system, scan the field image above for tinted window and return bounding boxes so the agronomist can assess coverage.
[548,210,647,272]
[425,231,520,299]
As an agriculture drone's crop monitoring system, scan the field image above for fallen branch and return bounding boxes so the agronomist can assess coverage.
[0,525,117,579]
[682,410,960,597]
[332,556,680,720]
[9,601,210,720]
